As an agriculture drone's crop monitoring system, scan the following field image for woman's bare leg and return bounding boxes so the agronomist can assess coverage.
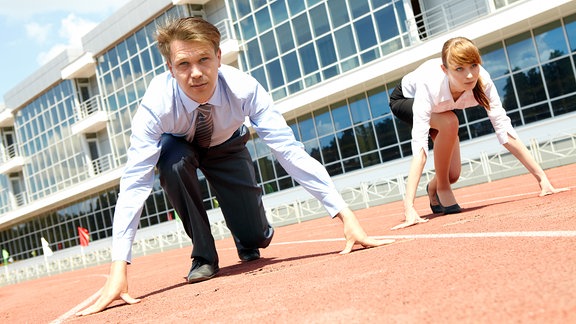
[428,112,460,207]
[427,136,461,206]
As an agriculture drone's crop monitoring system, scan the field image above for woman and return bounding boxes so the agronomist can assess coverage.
[389,36,567,230]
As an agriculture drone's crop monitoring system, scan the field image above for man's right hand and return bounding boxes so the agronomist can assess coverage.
[76,260,141,316]
[336,207,395,254]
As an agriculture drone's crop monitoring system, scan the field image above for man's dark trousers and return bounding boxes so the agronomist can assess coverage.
[157,125,274,265]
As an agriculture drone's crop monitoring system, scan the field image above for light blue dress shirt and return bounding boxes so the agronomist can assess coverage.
[112,65,347,262]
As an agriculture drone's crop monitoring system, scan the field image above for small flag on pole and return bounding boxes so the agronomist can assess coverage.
[41,237,54,257]
[78,227,90,247]
[2,248,9,263]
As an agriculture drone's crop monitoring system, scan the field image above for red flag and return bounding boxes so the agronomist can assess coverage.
[78,227,90,247]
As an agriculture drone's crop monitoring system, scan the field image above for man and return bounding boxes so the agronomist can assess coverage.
[78,17,392,316]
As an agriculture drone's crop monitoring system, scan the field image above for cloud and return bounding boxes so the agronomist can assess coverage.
[37,44,69,65]
[0,0,130,20]
[36,14,97,65]
[59,14,97,47]
[25,22,53,44]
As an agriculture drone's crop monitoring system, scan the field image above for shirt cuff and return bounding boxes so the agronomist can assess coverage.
[411,141,428,158]
[321,190,348,218]
[112,237,133,264]
[496,127,519,145]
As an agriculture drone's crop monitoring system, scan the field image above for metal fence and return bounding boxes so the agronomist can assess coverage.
[1,131,575,287]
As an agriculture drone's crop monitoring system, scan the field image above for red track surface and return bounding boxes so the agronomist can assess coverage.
[2,164,575,323]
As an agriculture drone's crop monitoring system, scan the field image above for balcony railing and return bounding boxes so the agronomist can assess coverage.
[90,153,115,175]
[1,143,18,163]
[494,0,523,9]
[216,19,240,65]
[72,95,108,134]
[0,143,25,174]
[13,191,28,207]
[215,19,233,43]
[406,0,494,41]
[77,95,103,120]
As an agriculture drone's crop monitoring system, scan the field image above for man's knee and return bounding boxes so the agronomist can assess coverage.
[235,225,274,249]
[158,135,197,175]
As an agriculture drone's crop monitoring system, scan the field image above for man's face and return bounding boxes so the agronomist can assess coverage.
[167,39,221,103]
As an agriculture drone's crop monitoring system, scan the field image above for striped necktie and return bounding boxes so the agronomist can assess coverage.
[194,104,213,148]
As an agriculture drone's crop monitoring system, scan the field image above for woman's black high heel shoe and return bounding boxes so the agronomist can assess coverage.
[437,194,462,214]
[441,203,462,214]
[426,184,444,214]
[433,186,462,214]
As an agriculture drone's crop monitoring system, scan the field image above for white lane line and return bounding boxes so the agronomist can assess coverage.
[50,277,106,324]
[270,231,576,246]
[461,191,540,205]
[456,184,576,207]
[48,185,574,322]
[53,229,576,322]
[374,231,576,239]
[362,185,576,222]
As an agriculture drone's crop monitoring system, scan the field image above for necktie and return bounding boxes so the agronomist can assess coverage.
[194,104,214,148]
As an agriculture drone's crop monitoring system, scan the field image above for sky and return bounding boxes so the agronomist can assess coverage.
[0,0,132,106]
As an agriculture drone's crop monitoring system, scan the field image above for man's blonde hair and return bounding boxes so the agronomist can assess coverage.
[155,17,221,63]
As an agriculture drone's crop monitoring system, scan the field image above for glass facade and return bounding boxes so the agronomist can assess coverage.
[1,1,576,262]
[15,80,87,203]
[96,6,189,167]
[0,179,171,260]
[230,0,407,100]
[0,5,192,261]
[461,18,576,140]
[248,84,405,195]
[0,176,9,215]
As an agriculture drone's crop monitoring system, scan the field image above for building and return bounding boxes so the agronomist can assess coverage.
[1,0,575,263]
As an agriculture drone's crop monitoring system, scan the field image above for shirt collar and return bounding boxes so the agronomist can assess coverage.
[438,76,474,104]
[438,76,453,103]
[176,74,224,112]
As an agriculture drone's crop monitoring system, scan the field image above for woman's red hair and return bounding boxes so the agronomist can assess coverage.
[442,37,491,110]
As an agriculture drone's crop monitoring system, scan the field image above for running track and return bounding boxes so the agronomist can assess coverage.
[2,163,575,323]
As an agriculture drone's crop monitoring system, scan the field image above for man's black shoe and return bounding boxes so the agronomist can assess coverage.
[238,248,260,262]
[186,258,219,284]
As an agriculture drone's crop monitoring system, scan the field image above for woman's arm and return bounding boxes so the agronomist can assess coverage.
[503,135,569,196]
[391,149,430,230]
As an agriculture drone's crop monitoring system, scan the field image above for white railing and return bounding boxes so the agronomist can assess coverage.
[91,153,115,175]
[215,19,233,43]
[77,95,103,120]
[1,131,575,286]
[0,187,10,214]
[493,0,523,9]
[0,143,18,163]
[407,0,491,40]
[13,192,28,207]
